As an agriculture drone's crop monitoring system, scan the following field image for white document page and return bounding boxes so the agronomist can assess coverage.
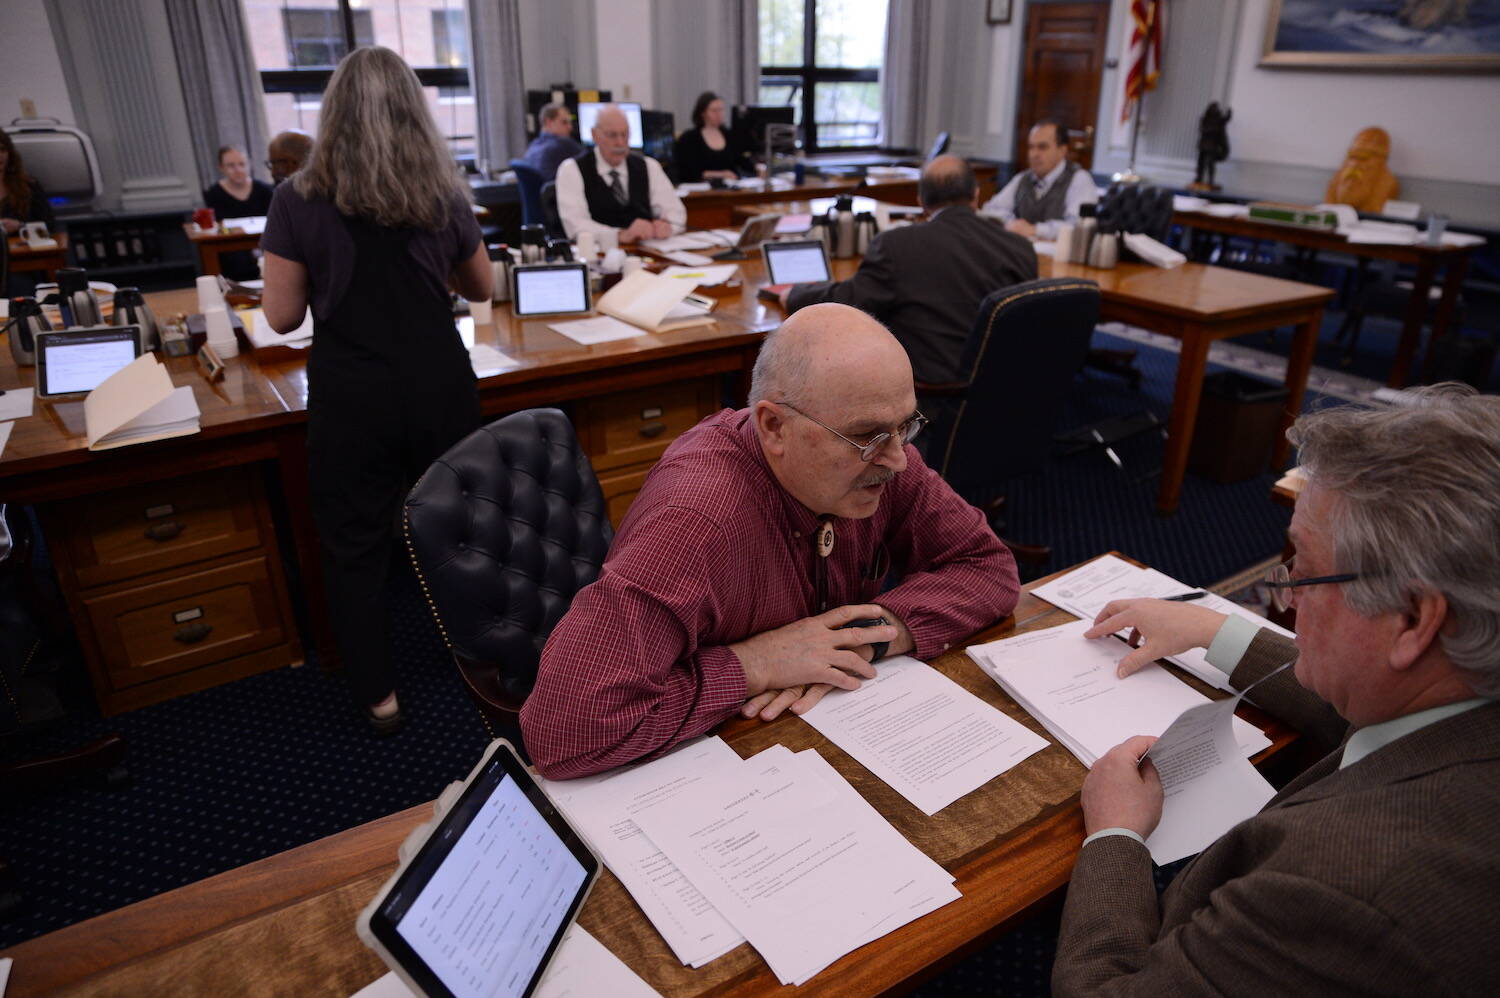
[227,214,268,235]
[596,270,693,329]
[538,738,747,968]
[641,232,720,252]
[249,306,313,347]
[660,264,738,286]
[548,315,646,345]
[632,746,959,986]
[467,343,521,378]
[0,420,11,459]
[1143,695,1276,864]
[799,656,1048,815]
[967,620,1269,766]
[0,387,34,422]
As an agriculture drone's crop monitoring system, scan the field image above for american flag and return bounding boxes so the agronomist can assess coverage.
[1120,0,1165,124]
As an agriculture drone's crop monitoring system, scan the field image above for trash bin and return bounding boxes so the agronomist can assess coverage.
[1188,371,1289,484]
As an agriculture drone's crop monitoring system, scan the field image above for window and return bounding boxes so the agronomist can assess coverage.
[758,0,888,151]
[243,0,474,161]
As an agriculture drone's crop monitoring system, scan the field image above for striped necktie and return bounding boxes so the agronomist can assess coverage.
[609,169,627,205]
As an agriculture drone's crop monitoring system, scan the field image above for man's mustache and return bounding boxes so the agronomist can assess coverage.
[856,467,896,488]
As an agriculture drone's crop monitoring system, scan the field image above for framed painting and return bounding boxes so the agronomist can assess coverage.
[1261,0,1500,71]
[987,0,1012,26]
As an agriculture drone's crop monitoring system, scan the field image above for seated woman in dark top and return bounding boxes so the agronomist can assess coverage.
[674,91,751,182]
[1,129,56,235]
[202,145,274,281]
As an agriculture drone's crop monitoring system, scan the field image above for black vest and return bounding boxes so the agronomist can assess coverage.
[1014,160,1080,224]
[574,151,653,228]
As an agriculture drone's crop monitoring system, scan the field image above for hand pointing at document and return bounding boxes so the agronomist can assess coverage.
[1084,598,1227,678]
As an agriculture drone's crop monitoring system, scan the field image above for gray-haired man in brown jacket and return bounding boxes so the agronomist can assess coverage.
[1055,384,1500,996]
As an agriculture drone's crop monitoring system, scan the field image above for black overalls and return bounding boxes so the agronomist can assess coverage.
[306,213,480,707]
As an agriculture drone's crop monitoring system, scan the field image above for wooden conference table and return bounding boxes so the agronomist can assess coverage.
[1172,208,1481,387]
[0,554,1300,997]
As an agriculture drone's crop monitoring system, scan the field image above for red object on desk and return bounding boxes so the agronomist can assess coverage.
[192,208,216,231]
[758,283,792,304]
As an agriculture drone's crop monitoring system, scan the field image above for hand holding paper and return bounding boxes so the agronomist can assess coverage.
[1080,734,1163,838]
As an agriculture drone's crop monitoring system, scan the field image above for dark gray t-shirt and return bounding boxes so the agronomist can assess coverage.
[261,182,482,321]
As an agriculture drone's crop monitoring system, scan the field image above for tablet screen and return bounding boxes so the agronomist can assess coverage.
[369,743,597,998]
[37,328,140,396]
[513,264,590,316]
[764,241,831,284]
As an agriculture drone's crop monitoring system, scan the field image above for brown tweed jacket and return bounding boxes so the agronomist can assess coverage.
[1053,629,1500,997]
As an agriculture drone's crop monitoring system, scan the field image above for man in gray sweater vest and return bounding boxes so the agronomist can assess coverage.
[981,121,1098,241]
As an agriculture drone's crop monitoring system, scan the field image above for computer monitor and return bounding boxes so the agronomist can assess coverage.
[732,105,796,158]
[577,101,644,149]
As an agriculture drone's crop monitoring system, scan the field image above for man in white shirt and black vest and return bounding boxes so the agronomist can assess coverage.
[555,104,686,245]
[981,120,1097,241]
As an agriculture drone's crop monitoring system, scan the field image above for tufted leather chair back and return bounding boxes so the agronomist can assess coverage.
[930,278,1100,492]
[403,409,614,728]
[1095,182,1173,241]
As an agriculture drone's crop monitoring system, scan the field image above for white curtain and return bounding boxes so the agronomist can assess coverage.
[880,0,929,151]
[652,0,760,127]
[469,0,529,173]
[165,0,270,190]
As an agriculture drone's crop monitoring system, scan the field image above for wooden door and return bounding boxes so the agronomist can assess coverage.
[1014,1,1110,171]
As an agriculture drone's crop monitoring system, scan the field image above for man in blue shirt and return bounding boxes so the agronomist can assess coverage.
[522,103,583,182]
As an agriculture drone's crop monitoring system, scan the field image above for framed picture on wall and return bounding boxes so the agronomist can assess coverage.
[1261,0,1500,71]
[986,0,1012,26]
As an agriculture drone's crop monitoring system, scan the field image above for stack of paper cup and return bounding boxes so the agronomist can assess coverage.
[597,229,619,254]
[468,299,493,326]
[621,256,644,277]
[204,306,239,358]
[196,275,225,315]
[576,231,597,261]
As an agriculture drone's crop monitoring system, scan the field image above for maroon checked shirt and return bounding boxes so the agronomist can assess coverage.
[520,408,1019,778]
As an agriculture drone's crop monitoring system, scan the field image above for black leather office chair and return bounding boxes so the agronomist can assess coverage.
[1095,182,1174,243]
[918,278,1101,565]
[509,159,545,228]
[539,181,565,241]
[403,409,614,734]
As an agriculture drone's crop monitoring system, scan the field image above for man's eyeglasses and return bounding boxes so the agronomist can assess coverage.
[1263,558,1359,613]
[779,401,927,462]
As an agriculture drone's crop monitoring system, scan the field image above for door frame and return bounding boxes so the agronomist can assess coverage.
[1011,0,1112,172]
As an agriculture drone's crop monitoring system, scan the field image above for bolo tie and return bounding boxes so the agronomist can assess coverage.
[813,515,835,613]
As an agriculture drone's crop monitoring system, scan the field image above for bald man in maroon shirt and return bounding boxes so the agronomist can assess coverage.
[521,304,1018,779]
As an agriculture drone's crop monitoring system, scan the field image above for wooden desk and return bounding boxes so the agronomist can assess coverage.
[1038,257,1333,514]
[1172,209,1482,386]
[1,283,773,711]
[0,555,1299,997]
[182,224,261,277]
[680,168,997,230]
[6,233,70,281]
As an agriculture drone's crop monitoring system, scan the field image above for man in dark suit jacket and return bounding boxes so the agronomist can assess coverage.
[781,155,1036,387]
[1055,385,1500,996]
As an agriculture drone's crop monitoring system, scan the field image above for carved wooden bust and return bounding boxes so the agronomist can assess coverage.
[1326,127,1400,214]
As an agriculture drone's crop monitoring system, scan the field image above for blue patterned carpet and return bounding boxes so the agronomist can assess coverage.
[1,328,1321,994]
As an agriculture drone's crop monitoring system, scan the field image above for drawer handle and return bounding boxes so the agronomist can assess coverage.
[144,521,184,542]
[638,421,666,439]
[174,621,213,644]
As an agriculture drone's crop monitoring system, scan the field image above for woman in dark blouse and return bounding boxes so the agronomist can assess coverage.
[674,91,751,182]
[0,130,56,236]
[201,145,274,281]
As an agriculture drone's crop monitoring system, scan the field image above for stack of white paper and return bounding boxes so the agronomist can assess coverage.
[798,656,1048,815]
[226,215,268,235]
[1122,232,1186,269]
[538,738,748,968]
[1028,553,1295,693]
[247,307,313,349]
[630,745,959,985]
[659,264,739,286]
[548,315,646,345]
[639,232,724,253]
[966,619,1270,767]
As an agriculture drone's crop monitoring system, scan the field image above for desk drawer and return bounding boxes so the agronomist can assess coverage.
[577,378,717,473]
[83,555,289,690]
[52,467,264,588]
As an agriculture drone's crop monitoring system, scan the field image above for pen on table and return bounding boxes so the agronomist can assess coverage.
[1163,590,1207,602]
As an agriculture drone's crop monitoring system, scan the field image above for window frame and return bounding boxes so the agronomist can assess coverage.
[759,1,883,153]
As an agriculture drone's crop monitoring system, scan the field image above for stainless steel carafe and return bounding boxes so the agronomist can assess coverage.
[7,297,54,366]
[111,287,161,351]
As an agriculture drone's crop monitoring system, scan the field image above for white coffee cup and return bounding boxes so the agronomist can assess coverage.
[621,256,644,277]
[576,231,597,260]
[597,229,619,254]
[469,299,493,326]
[196,275,224,315]
[203,306,239,357]
[601,248,626,274]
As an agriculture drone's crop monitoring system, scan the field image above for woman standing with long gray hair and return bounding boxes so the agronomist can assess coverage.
[261,45,492,734]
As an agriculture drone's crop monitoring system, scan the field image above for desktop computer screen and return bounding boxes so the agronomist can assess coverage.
[577,101,644,149]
